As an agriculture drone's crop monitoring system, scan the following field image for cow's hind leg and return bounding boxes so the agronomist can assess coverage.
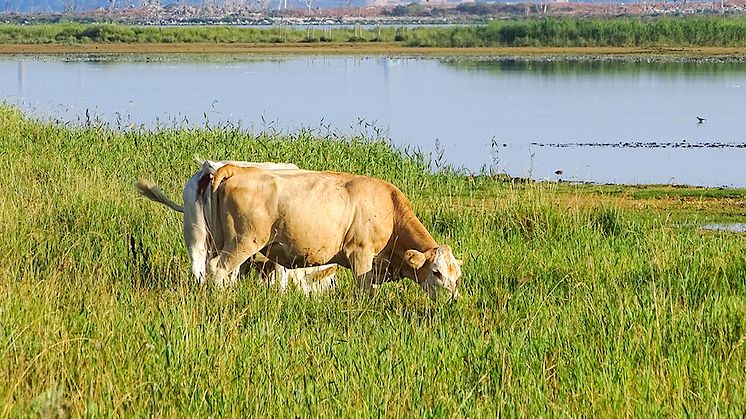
[244,253,290,291]
[291,265,337,295]
[207,238,265,288]
[184,220,209,285]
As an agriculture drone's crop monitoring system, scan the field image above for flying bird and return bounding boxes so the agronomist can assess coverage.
[697,117,706,124]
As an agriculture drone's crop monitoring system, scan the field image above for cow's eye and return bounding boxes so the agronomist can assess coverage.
[432,269,440,277]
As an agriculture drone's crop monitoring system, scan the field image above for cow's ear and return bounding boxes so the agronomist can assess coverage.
[404,250,427,270]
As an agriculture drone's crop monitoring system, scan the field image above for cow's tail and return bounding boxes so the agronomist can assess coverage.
[134,179,184,213]
[207,164,243,253]
[206,173,222,254]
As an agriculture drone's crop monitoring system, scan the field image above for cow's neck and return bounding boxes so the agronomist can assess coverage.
[395,213,437,253]
[384,191,438,281]
[387,189,435,252]
[392,212,438,283]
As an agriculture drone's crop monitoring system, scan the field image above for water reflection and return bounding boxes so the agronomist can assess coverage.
[701,223,746,233]
[444,58,746,78]
[16,60,25,96]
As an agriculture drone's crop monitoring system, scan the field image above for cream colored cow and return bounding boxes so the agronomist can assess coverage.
[206,165,462,299]
[135,160,337,293]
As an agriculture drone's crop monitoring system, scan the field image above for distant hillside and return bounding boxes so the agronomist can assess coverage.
[5,0,143,13]
[3,0,739,17]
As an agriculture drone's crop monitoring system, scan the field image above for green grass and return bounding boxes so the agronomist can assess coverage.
[5,16,746,48]
[0,22,398,44]
[1,105,744,416]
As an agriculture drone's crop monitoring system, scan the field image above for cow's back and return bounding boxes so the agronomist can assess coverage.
[215,167,399,268]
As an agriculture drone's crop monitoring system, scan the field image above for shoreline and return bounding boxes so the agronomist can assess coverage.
[3,104,745,191]
[2,43,746,58]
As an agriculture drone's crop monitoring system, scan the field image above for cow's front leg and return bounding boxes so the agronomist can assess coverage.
[349,251,378,297]
[356,273,379,297]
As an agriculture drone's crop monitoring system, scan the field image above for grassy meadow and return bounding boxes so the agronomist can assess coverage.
[1,104,745,416]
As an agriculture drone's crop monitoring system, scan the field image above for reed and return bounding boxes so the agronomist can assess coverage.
[3,17,746,47]
[404,17,746,47]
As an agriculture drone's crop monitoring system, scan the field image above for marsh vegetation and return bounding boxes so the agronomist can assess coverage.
[4,17,746,48]
[0,105,744,415]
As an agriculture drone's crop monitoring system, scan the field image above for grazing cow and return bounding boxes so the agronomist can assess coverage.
[135,160,337,293]
[206,165,462,299]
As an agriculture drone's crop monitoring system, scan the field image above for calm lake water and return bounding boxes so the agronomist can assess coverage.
[2,55,746,187]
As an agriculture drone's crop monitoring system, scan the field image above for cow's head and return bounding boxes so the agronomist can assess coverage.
[404,245,462,300]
